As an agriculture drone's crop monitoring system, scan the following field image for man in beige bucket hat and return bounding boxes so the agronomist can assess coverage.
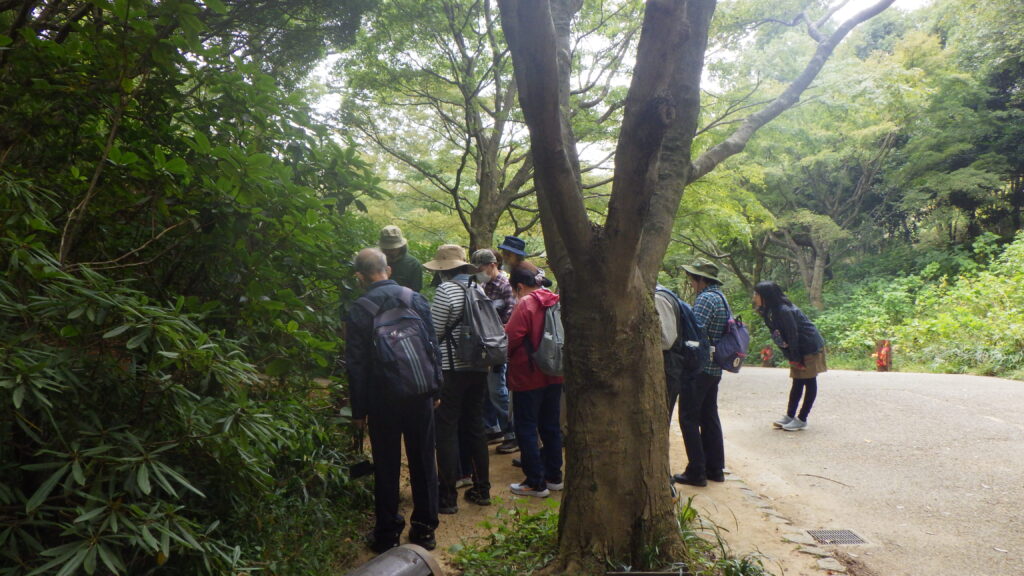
[378,225,422,292]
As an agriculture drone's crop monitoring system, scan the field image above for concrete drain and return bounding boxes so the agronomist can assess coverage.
[807,529,867,545]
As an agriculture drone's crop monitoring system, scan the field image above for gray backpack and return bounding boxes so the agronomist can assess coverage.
[444,279,508,370]
[527,299,564,376]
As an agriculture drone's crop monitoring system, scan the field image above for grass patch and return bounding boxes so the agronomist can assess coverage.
[450,502,560,575]
[450,495,773,576]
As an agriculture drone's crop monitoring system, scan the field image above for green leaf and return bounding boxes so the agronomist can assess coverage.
[204,0,227,14]
[163,157,189,175]
[71,459,85,485]
[74,505,107,524]
[13,385,25,409]
[265,358,292,376]
[141,525,159,551]
[97,543,125,574]
[0,35,12,47]
[136,464,151,494]
[102,324,132,339]
[59,325,79,338]
[26,463,69,512]
[126,328,151,349]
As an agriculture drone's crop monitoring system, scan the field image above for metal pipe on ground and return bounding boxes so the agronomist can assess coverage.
[343,544,444,576]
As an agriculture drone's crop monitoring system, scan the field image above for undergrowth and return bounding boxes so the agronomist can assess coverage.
[450,495,771,576]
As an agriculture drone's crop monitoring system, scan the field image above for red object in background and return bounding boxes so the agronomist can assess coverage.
[876,340,891,371]
[760,346,773,367]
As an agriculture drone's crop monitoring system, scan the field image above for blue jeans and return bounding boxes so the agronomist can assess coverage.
[512,384,563,489]
[483,365,514,439]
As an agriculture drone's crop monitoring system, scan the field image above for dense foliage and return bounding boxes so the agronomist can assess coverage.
[1,1,380,574]
[815,231,1024,378]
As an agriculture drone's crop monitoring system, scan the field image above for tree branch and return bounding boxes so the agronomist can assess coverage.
[689,0,895,183]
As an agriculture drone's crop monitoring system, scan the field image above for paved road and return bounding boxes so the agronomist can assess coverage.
[716,367,1024,576]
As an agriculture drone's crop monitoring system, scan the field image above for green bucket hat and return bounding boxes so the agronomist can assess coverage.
[681,259,722,284]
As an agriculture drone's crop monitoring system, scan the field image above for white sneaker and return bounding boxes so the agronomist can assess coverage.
[510,481,550,498]
[782,417,807,431]
[545,479,564,491]
[772,415,794,429]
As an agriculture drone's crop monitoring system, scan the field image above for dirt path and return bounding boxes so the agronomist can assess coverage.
[350,368,1024,575]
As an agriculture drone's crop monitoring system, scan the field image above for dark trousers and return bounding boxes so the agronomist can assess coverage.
[367,396,438,542]
[678,372,724,477]
[436,370,490,507]
[788,377,818,421]
[664,350,686,419]
[512,383,563,489]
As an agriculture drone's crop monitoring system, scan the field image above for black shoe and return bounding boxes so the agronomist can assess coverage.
[511,457,522,468]
[408,525,436,551]
[464,487,492,506]
[707,469,726,483]
[496,439,519,454]
[672,472,708,487]
[438,501,458,514]
[487,431,505,444]
[366,532,399,554]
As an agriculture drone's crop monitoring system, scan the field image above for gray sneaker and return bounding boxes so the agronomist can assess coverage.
[782,417,807,431]
[772,415,793,429]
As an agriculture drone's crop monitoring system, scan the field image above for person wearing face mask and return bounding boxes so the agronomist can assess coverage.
[470,249,518,455]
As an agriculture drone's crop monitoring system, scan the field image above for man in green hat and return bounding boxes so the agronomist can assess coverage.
[379,225,423,292]
[672,259,730,488]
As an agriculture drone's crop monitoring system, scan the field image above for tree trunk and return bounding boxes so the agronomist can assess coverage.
[555,255,679,571]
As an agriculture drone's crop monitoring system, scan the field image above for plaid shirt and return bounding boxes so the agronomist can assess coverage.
[482,272,516,324]
[692,284,729,377]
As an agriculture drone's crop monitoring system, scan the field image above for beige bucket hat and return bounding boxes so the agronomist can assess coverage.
[422,244,475,272]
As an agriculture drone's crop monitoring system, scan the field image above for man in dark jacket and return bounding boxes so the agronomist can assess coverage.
[346,248,439,552]
[379,225,423,291]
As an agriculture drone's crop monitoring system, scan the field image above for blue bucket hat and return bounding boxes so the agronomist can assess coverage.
[498,235,527,257]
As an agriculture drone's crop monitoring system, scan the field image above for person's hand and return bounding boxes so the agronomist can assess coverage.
[433,398,441,409]
[789,361,806,370]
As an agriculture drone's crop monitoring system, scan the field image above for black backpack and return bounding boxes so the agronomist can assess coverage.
[357,288,442,400]
[655,285,709,377]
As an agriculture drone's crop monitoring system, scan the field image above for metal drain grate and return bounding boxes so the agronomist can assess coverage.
[807,529,867,545]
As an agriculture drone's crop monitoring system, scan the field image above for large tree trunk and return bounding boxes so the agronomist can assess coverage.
[556,262,677,570]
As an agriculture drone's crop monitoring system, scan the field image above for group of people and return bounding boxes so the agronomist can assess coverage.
[660,260,828,488]
[346,227,562,554]
[347,225,828,554]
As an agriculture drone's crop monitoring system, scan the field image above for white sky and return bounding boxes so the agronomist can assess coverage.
[837,0,932,20]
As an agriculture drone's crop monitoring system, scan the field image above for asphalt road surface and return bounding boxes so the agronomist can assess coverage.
[716,367,1024,576]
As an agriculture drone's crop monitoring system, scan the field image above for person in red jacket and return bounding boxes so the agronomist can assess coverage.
[504,262,564,497]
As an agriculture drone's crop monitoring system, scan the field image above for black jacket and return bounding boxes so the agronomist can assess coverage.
[346,279,439,419]
[763,304,825,363]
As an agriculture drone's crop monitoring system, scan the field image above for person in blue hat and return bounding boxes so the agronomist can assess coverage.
[498,235,527,272]
[499,235,553,288]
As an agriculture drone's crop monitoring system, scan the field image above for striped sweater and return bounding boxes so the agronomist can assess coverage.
[430,275,488,372]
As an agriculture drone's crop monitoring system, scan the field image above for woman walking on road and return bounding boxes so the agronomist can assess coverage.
[753,281,827,431]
